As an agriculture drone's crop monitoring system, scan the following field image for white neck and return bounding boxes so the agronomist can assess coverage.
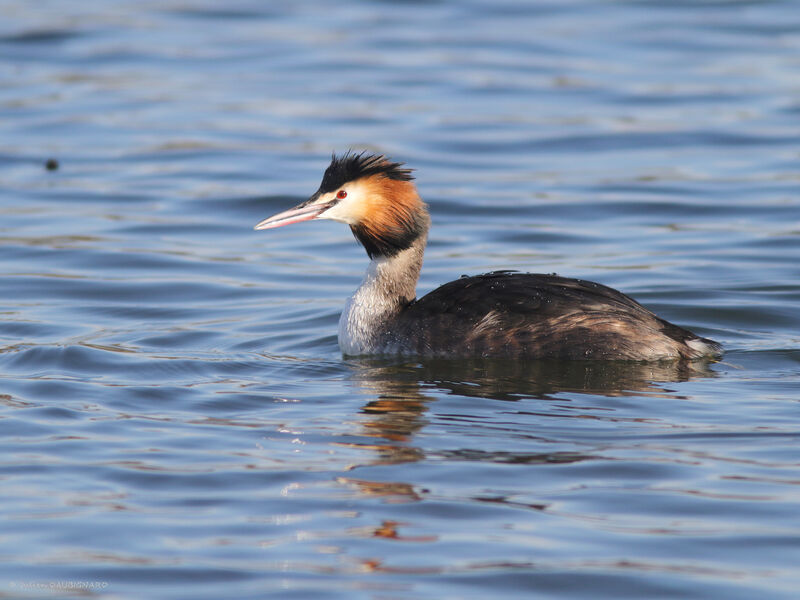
[338,233,427,355]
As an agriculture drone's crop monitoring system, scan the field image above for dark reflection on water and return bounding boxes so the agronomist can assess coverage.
[345,357,720,468]
[352,357,719,401]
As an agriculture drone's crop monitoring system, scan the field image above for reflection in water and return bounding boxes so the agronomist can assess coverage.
[338,357,719,484]
[349,356,719,414]
[335,477,422,502]
[353,357,719,402]
[367,520,436,542]
[341,372,431,466]
[346,359,720,451]
[334,358,721,573]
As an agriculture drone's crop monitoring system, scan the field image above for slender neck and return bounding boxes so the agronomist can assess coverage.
[338,213,429,354]
[364,230,427,306]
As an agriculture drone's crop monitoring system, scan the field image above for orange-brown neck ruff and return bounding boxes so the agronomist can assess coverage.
[350,175,429,259]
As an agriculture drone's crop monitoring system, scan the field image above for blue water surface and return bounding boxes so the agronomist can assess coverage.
[1,1,799,598]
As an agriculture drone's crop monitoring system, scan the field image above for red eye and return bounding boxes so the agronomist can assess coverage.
[336,190,347,199]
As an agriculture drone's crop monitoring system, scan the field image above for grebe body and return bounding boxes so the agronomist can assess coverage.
[255,152,721,361]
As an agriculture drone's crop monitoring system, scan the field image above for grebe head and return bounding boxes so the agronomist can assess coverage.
[255,151,429,258]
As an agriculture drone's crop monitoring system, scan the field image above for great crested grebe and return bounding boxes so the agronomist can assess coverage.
[255,152,722,360]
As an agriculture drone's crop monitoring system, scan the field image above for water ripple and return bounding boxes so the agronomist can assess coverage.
[1,1,799,599]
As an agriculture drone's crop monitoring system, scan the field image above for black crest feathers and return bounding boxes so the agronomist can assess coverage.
[318,151,414,194]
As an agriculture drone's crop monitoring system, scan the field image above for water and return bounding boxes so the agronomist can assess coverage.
[1,1,799,598]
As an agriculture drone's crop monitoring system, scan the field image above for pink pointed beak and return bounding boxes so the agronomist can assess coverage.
[254,198,332,230]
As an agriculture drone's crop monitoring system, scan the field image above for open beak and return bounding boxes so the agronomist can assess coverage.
[254,197,332,230]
